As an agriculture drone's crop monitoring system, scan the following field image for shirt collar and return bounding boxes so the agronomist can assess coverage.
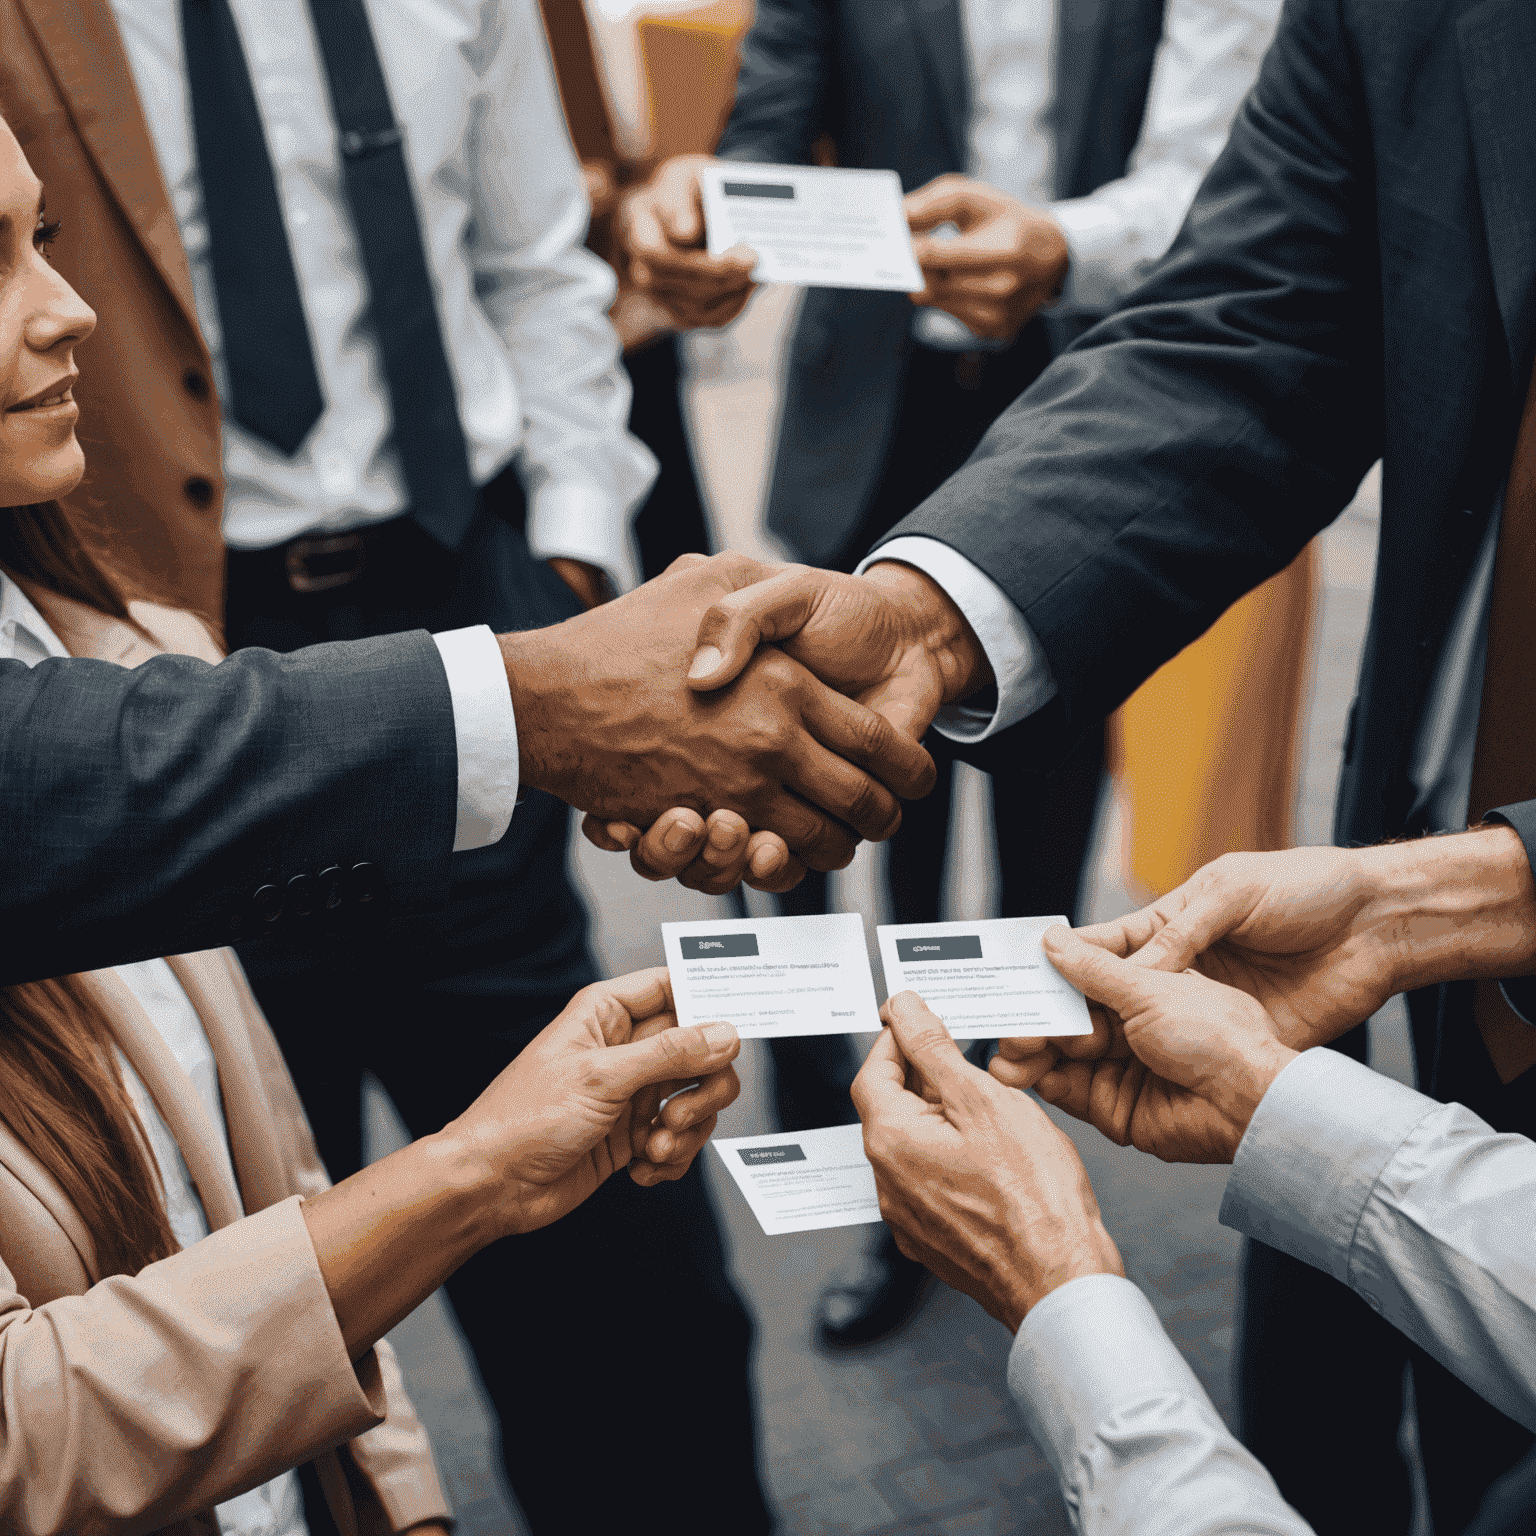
[0,569,71,667]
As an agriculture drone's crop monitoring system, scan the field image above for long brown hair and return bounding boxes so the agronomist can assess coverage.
[2,499,177,1276]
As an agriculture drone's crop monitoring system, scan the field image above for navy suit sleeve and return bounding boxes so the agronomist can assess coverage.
[878,0,1385,741]
[714,0,832,166]
[1,630,457,984]
[1486,801,1536,1018]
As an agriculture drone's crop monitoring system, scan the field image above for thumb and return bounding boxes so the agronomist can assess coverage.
[660,166,705,246]
[883,990,994,1113]
[688,568,823,690]
[904,177,976,233]
[599,1020,740,1101]
[1042,926,1171,1020]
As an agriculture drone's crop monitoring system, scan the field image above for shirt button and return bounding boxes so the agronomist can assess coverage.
[347,861,384,905]
[183,369,210,401]
[317,864,345,912]
[184,476,215,508]
[251,883,285,926]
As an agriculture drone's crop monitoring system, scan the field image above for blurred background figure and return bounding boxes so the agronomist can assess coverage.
[0,1,770,1531]
[614,0,1286,1351]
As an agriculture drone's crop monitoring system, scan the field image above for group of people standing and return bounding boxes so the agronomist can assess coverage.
[2,0,1536,1534]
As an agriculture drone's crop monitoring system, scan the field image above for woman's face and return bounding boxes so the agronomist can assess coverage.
[0,119,95,508]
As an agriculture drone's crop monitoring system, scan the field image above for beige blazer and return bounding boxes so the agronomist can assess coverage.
[0,588,451,1536]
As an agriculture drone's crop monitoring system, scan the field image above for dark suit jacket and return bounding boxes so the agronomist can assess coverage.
[715,0,1167,565]
[0,633,456,984]
[886,0,1533,859]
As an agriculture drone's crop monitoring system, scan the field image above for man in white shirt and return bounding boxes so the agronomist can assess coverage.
[615,0,1282,1350]
[849,820,1536,1535]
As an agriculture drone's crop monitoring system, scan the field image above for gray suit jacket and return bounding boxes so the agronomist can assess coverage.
[1,630,457,983]
[715,0,1167,565]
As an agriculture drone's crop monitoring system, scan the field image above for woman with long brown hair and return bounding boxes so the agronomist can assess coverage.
[0,117,741,1536]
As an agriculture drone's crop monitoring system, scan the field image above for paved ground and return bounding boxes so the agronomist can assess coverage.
[364,292,1417,1533]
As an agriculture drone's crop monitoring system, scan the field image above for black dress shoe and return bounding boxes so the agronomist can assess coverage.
[816,1229,933,1350]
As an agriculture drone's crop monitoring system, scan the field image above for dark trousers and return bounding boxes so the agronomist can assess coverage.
[227,482,770,1535]
[1237,993,1536,1535]
[767,328,1107,1131]
[626,335,713,580]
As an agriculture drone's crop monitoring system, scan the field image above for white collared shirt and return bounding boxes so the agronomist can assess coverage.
[108,0,655,590]
[0,577,308,1536]
[1006,1049,1536,1535]
[914,0,1283,347]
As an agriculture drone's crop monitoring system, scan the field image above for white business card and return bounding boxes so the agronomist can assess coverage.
[700,162,923,292]
[664,913,882,1038]
[710,1123,882,1235]
[875,917,1093,1039]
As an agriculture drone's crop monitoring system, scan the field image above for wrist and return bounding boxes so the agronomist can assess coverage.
[1360,825,1536,992]
[863,561,994,703]
[1211,1038,1300,1153]
[499,627,564,799]
[426,1121,519,1249]
[1007,1220,1123,1332]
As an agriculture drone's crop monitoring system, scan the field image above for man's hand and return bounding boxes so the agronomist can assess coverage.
[906,175,1069,342]
[1001,927,1300,1164]
[580,561,991,891]
[502,553,937,873]
[618,154,758,330]
[851,991,1123,1334]
[449,968,742,1234]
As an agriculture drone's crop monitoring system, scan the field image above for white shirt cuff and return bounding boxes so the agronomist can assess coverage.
[857,536,1058,741]
[432,627,518,853]
[526,480,641,595]
[1008,1274,1212,1483]
[1219,1049,1434,1283]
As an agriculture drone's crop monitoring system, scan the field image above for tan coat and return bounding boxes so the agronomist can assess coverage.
[0,0,226,617]
[0,589,451,1536]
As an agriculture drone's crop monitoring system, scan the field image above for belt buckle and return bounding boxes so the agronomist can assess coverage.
[285,532,366,593]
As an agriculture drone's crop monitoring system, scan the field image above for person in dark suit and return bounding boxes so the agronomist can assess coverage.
[617,0,1282,1349]
[610,0,1536,1526]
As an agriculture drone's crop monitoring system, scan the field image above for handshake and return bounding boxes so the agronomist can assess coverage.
[503,550,994,893]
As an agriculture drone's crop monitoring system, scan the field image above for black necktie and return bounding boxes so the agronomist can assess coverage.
[182,0,325,456]
[303,0,478,548]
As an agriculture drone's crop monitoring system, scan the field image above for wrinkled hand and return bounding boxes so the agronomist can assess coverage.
[448,968,742,1236]
[851,991,1123,1333]
[582,561,990,892]
[906,175,1069,342]
[994,927,1299,1164]
[504,552,937,874]
[618,154,758,329]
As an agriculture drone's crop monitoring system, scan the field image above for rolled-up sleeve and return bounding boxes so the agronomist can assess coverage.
[1221,1050,1536,1431]
[1008,1273,1310,1535]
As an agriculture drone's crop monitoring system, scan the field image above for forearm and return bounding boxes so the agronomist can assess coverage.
[1352,824,1536,994]
[303,1130,497,1360]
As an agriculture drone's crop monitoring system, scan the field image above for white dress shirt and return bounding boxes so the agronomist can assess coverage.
[914,0,1282,349]
[0,581,309,1536]
[109,0,655,591]
[1008,1048,1536,1534]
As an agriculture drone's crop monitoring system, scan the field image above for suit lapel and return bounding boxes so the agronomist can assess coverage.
[165,953,293,1215]
[81,969,246,1233]
[1458,0,1536,381]
[17,0,204,339]
[898,0,971,172]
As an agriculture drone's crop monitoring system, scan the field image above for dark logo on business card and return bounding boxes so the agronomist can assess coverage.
[896,935,984,963]
[739,1144,807,1166]
[680,933,760,959]
[722,180,795,200]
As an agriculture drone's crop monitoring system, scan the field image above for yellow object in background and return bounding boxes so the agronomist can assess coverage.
[1109,542,1318,899]
[637,5,750,163]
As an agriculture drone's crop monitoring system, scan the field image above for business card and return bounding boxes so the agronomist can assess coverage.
[875,917,1093,1039]
[710,1123,882,1235]
[663,913,882,1038]
[700,162,923,292]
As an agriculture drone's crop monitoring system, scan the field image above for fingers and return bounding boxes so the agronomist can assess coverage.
[1043,925,1164,1019]
[988,1039,1061,1092]
[601,1018,740,1101]
[742,832,808,893]
[881,990,994,1116]
[849,1023,918,1122]
[903,173,989,232]
[581,813,639,854]
[688,568,823,691]
[796,679,938,804]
